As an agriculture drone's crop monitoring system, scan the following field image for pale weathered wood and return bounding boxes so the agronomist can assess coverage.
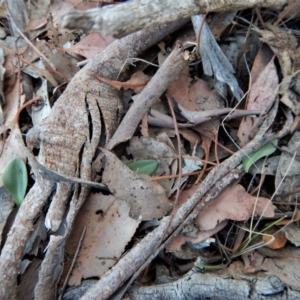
[128,272,289,300]
[61,0,287,37]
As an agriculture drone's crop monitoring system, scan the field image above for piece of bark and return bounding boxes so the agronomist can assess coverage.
[106,42,189,150]
[0,20,188,300]
[81,96,289,300]
[128,272,287,300]
[61,0,286,37]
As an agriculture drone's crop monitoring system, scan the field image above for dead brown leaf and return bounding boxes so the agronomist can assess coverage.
[195,184,276,230]
[167,76,219,111]
[102,148,172,220]
[250,44,274,85]
[167,182,276,254]
[64,193,140,286]
[238,58,278,146]
[67,32,115,59]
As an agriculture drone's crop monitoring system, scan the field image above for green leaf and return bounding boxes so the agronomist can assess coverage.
[127,159,158,175]
[2,158,28,206]
[242,139,278,173]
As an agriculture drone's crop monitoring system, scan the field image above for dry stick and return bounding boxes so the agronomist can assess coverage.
[148,107,263,127]
[106,42,189,150]
[61,0,287,37]
[81,100,289,300]
[59,227,86,300]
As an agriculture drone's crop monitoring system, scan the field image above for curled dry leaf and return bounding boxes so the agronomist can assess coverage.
[262,231,287,249]
[63,193,140,286]
[101,148,172,220]
[249,44,274,85]
[94,71,151,93]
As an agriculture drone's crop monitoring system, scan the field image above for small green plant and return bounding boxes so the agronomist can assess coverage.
[2,158,28,206]
[127,159,158,175]
[242,139,278,172]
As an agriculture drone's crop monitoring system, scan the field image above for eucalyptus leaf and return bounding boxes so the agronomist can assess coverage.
[127,159,158,175]
[2,158,28,206]
[243,139,278,173]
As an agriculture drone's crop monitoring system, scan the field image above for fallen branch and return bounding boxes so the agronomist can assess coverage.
[61,0,286,37]
[128,271,289,299]
[106,41,190,150]
[147,107,264,128]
